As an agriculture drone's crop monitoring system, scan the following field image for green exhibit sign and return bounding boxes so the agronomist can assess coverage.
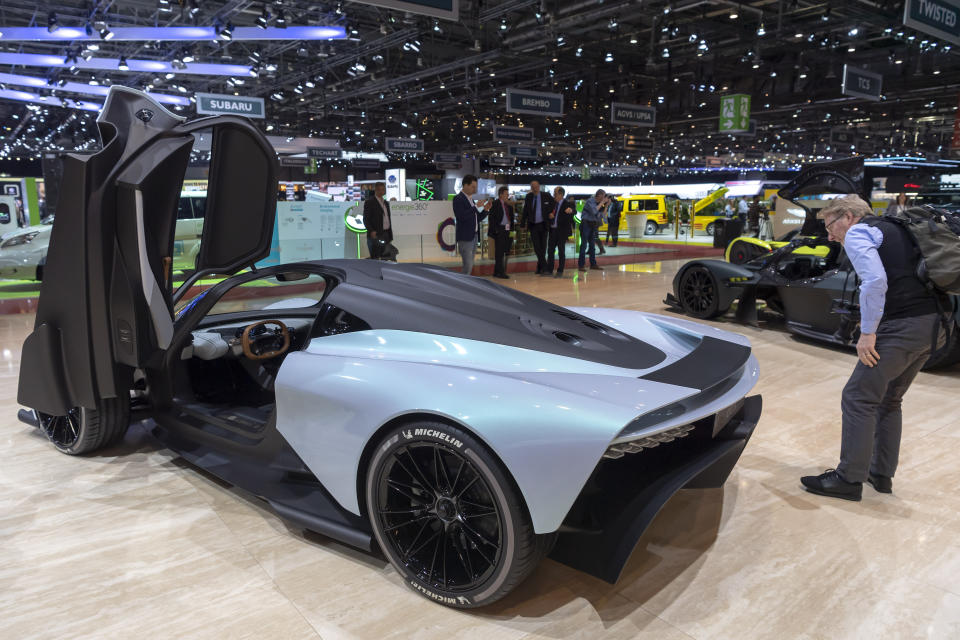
[195,92,265,119]
[719,94,750,133]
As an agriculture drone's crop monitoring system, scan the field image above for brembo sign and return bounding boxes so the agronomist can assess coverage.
[195,92,265,119]
[506,88,564,117]
[904,0,959,46]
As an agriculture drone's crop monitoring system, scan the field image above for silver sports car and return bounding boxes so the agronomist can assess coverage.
[18,87,762,608]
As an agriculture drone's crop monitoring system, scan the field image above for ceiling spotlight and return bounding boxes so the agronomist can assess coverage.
[294,84,304,94]
[433,19,442,33]
[188,0,200,17]
[662,47,670,58]
[500,18,508,31]
[795,31,803,38]
[757,22,766,37]
[99,26,114,40]
[256,6,270,29]
[822,7,831,21]
[80,49,93,61]
[219,22,234,40]
[182,49,195,63]
[608,17,619,29]
[575,45,583,57]
[118,56,129,71]
[729,6,739,19]
[848,27,859,37]
[270,90,284,101]
[47,12,59,33]
[557,34,566,46]
[165,72,175,79]
[629,35,638,44]
[847,44,856,52]
[275,10,286,28]
[158,0,172,13]
[304,79,315,88]
[604,52,614,62]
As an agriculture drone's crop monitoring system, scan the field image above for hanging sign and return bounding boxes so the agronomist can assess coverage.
[624,135,655,151]
[719,94,751,133]
[505,88,564,117]
[488,156,516,167]
[610,102,656,127]
[385,137,424,153]
[903,0,959,47]
[352,158,381,169]
[433,152,461,164]
[588,150,615,162]
[492,125,534,142]
[307,148,342,159]
[358,0,458,21]
[508,145,538,159]
[842,65,882,101]
[195,92,265,119]
[280,156,311,166]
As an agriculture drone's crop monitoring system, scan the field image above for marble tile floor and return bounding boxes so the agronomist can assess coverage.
[0,260,958,640]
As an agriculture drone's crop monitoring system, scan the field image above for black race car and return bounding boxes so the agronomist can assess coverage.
[665,159,960,370]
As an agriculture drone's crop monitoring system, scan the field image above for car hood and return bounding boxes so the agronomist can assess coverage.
[1,223,50,242]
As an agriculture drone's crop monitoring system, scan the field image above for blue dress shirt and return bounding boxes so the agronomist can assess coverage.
[845,223,887,334]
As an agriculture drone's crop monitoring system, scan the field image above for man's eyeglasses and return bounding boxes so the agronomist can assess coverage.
[824,214,845,231]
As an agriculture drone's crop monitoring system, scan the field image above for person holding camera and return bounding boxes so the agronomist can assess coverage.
[605,195,622,247]
[578,189,605,272]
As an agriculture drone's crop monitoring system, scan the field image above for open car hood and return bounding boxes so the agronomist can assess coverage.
[776,158,867,236]
[19,86,278,415]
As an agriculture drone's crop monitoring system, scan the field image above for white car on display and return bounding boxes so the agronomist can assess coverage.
[0,191,206,282]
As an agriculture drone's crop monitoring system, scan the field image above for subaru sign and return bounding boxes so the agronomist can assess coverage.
[385,137,425,153]
[610,102,656,127]
[505,88,564,117]
[196,93,265,119]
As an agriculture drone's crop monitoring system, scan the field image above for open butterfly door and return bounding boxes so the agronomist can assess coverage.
[18,87,277,416]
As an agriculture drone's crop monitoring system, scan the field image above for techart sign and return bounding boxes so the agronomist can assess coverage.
[196,93,265,119]
[610,102,656,127]
[903,0,959,46]
[505,88,564,117]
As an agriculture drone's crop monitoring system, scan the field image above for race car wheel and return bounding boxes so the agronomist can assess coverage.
[678,266,722,319]
[729,240,760,265]
[705,222,716,236]
[645,220,658,236]
[37,397,130,455]
[366,421,552,609]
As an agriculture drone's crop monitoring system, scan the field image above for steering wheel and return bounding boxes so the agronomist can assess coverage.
[241,320,290,361]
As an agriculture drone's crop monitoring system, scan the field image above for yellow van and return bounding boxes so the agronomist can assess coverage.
[616,195,669,235]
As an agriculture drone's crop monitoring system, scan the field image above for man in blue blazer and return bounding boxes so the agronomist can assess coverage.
[453,174,492,275]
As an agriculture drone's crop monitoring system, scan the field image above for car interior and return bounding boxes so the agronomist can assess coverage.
[166,270,369,436]
[774,240,845,281]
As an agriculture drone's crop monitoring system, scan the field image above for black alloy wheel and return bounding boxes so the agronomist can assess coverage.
[729,240,757,265]
[38,408,82,450]
[35,397,130,455]
[366,422,552,608]
[678,266,722,319]
[375,441,503,592]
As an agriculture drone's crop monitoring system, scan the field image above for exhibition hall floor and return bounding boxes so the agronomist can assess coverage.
[2,261,959,639]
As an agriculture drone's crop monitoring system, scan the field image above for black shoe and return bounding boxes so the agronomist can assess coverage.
[577,267,587,272]
[800,469,862,501]
[867,473,893,494]
[494,273,509,279]
[554,272,563,278]
[539,271,552,277]
[589,265,604,271]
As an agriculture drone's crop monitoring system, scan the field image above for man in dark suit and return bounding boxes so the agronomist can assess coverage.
[453,174,492,275]
[362,181,392,258]
[545,186,575,278]
[487,186,514,279]
[521,181,554,274]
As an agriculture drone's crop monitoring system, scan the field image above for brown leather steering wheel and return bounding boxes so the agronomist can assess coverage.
[241,320,290,361]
